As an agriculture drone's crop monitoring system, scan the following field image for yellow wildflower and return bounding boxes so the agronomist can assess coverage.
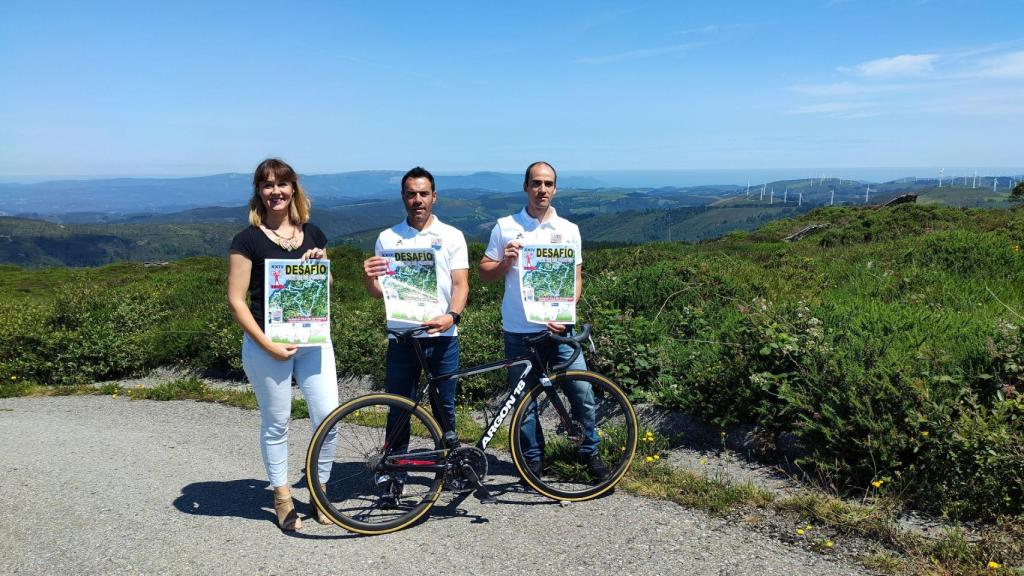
[987,560,1001,569]
[824,540,833,548]
[645,456,654,462]
[796,529,805,536]
[921,430,929,437]
[871,480,883,488]
[699,458,707,465]
[653,454,660,461]
[10,375,16,380]
[804,524,813,531]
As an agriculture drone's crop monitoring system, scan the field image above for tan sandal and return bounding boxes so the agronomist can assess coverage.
[314,484,331,525]
[274,494,301,531]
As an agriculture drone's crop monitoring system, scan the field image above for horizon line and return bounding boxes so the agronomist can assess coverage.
[3,165,1024,184]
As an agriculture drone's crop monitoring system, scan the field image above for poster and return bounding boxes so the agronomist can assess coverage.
[264,259,331,345]
[518,244,577,325]
[379,248,444,324]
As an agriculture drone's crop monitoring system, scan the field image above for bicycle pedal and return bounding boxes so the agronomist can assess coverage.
[460,463,496,503]
[475,485,498,505]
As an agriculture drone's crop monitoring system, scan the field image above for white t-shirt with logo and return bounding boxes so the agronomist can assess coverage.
[375,216,469,338]
[484,207,583,334]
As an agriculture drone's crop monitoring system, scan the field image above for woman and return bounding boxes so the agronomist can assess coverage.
[227,158,338,531]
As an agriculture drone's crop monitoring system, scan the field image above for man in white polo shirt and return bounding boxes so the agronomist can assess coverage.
[479,161,608,482]
[363,166,469,498]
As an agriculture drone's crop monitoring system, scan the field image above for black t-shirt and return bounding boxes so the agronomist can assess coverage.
[229,223,328,331]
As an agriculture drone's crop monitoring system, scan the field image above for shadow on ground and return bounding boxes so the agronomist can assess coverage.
[173,478,274,522]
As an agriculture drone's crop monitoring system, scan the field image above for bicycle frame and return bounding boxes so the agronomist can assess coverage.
[378,333,580,475]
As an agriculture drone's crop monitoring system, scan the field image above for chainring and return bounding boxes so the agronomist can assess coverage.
[445,446,488,491]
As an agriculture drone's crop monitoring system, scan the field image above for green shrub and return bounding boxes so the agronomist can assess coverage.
[2,206,1023,520]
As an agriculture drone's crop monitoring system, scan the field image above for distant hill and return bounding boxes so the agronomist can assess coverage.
[0,217,238,267]
[4,175,1019,267]
[576,205,811,243]
[0,171,608,215]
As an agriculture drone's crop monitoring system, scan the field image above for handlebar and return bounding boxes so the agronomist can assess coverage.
[387,325,433,342]
[388,323,593,373]
[524,323,592,372]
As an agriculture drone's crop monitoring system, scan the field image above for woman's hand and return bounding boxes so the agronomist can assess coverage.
[264,343,298,361]
[302,247,327,261]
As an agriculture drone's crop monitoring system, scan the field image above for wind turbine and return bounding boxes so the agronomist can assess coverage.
[865,184,870,204]
[939,168,944,188]
[830,189,835,206]
[770,188,774,205]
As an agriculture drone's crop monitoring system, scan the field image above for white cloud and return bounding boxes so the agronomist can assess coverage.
[787,102,879,117]
[974,50,1024,79]
[574,42,703,65]
[790,81,914,96]
[915,89,1024,115]
[677,24,720,35]
[851,54,939,77]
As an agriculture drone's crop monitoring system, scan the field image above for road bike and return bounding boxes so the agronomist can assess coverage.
[305,324,638,535]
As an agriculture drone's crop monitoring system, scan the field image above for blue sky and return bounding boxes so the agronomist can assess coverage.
[1,0,1022,178]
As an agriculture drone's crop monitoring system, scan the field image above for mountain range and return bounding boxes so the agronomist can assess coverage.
[0,171,606,215]
[1,173,1018,267]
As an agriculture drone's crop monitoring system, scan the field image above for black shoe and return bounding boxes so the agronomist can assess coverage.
[582,453,610,481]
[520,459,543,486]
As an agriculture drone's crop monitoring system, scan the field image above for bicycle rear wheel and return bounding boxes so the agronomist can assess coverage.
[306,393,445,535]
[510,371,638,501]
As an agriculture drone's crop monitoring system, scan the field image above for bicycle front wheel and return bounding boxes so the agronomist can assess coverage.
[510,371,638,501]
[306,393,445,535]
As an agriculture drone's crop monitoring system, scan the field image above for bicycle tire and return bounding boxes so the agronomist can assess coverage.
[509,371,638,501]
[306,393,445,535]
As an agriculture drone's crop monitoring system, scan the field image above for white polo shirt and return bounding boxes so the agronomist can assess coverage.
[484,207,583,334]
[375,216,469,338]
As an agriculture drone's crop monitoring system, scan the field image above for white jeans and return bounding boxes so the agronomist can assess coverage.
[242,334,339,488]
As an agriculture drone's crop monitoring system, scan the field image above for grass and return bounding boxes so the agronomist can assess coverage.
[6,377,279,416]
[622,461,773,515]
[623,455,1022,575]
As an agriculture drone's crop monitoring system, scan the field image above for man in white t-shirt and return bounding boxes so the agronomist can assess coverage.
[479,161,608,481]
[363,166,469,497]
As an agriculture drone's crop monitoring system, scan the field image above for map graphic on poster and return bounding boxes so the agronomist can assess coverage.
[379,248,444,324]
[518,244,577,324]
[264,259,331,345]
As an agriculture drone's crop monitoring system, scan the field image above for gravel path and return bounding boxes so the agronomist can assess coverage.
[0,395,872,576]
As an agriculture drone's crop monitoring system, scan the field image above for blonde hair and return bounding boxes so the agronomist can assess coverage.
[248,158,311,227]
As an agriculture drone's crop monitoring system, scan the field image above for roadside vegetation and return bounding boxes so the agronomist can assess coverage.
[1,204,1021,572]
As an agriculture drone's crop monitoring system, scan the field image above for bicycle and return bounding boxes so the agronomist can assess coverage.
[305,323,639,535]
